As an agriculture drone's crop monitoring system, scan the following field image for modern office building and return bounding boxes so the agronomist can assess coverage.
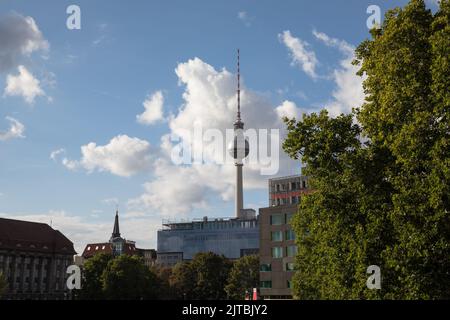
[259,174,310,299]
[157,212,259,266]
[157,51,259,266]
[0,217,76,300]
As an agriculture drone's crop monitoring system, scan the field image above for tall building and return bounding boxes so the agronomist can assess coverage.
[157,51,258,266]
[81,210,156,266]
[269,175,309,207]
[259,174,310,299]
[0,217,76,300]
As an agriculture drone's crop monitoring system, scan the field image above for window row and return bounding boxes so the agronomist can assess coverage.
[260,262,295,272]
[270,230,296,242]
[271,245,297,258]
[270,213,295,226]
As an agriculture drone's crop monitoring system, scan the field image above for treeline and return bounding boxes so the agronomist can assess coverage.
[76,252,259,300]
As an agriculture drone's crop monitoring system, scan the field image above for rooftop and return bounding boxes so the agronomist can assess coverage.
[0,217,76,255]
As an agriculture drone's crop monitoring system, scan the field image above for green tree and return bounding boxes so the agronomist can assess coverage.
[78,253,112,300]
[191,252,232,300]
[225,255,259,300]
[0,272,8,298]
[170,252,232,300]
[283,0,449,299]
[102,255,159,300]
[170,260,196,299]
[151,265,177,300]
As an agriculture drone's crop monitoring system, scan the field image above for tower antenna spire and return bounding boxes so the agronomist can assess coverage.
[237,49,241,121]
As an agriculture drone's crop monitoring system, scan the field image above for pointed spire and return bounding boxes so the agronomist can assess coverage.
[111,208,120,239]
[234,49,244,129]
[237,48,241,121]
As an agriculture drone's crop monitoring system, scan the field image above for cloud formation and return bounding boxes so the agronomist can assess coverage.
[0,13,48,72]
[129,58,300,217]
[4,65,45,104]
[62,135,153,177]
[312,30,366,116]
[279,30,318,79]
[136,90,165,125]
[275,100,304,120]
[0,117,25,141]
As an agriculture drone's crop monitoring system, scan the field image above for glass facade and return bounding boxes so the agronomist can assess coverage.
[157,218,259,260]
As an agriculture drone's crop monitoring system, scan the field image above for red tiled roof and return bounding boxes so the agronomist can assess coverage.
[0,217,76,255]
[82,241,139,258]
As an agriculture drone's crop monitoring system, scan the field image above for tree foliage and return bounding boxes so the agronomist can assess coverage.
[78,253,159,300]
[225,255,259,300]
[283,0,449,299]
[78,253,112,300]
[102,255,159,300]
[170,252,232,300]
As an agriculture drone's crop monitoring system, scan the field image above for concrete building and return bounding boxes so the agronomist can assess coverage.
[0,217,76,300]
[269,174,309,207]
[259,174,310,299]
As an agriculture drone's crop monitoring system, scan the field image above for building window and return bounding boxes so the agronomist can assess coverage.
[286,245,298,257]
[260,281,272,289]
[271,231,282,242]
[287,280,292,289]
[302,181,306,189]
[260,264,272,272]
[286,262,295,271]
[270,214,283,225]
[286,213,294,224]
[291,196,297,204]
[272,247,283,259]
[285,229,296,241]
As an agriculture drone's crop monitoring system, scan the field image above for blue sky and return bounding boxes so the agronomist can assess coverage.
[0,0,439,252]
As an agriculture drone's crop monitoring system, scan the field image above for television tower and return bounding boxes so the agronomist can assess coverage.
[228,49,249,219]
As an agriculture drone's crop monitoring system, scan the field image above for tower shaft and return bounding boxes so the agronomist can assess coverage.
[235,164,243,218]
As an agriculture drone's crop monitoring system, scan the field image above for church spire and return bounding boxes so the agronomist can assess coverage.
[111,208,121,239]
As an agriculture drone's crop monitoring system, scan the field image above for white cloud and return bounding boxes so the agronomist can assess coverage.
[102,197,119,206]
[61,135,153,177]
[275,100,304,120]
[129,57,300,217]
[237,11,253,27]
[0,116,25,141]
[4,65,45,104]
[0,13,49,72]
[50,148,65,161]
[313,30,366,116]
[279,30,318,79]
[136,90,165,125]
[62,158,79,171]
[0,210,160,253]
